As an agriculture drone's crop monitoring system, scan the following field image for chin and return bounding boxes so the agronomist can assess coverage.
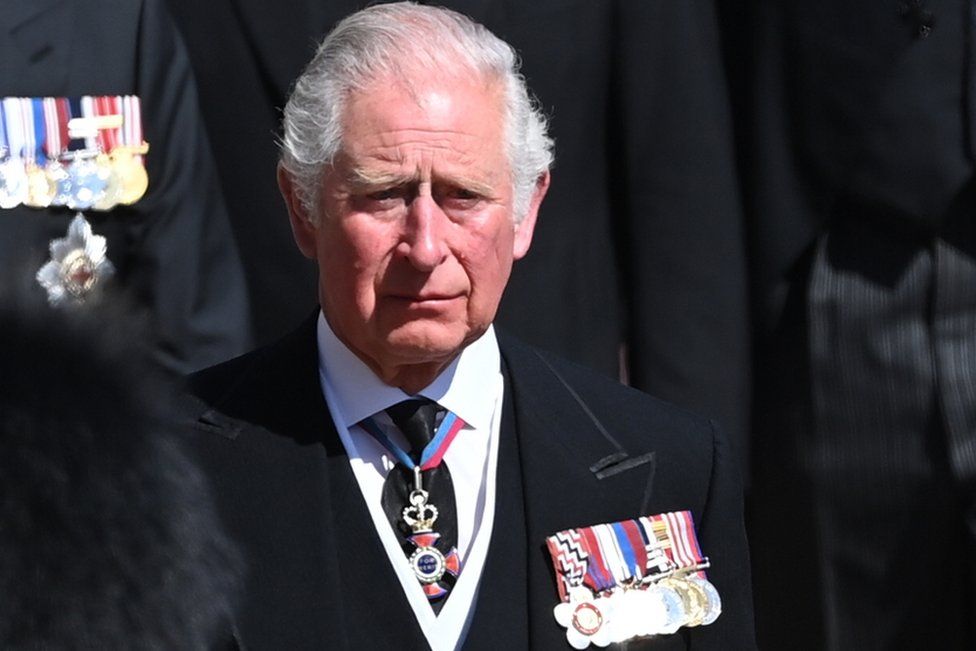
[381,320,471,364]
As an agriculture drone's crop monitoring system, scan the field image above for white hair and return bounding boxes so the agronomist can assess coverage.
[279,1,553,222]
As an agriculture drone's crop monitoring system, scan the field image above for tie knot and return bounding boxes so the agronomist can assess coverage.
[386,398,443,460]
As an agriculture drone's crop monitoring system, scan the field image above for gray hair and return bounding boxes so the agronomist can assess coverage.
[279,2,553,222]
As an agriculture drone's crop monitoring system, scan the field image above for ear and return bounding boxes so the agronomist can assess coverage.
[513,170,550,260]
[277,163,319,260]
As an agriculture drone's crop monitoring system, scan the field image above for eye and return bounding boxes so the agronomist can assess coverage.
[436,185,485,212]
[350,186,408,213]
[367,188,400,201]
[449,187,480,200]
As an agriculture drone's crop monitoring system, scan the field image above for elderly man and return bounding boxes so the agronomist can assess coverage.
[186,4,754,650]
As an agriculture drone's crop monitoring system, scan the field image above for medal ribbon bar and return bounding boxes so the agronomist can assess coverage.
[0,95,149,212]
[546,510,723,649]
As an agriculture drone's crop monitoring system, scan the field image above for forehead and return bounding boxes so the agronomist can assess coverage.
[338,74,508,171]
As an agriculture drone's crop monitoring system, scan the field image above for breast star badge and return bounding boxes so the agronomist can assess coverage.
[36,213,115,306]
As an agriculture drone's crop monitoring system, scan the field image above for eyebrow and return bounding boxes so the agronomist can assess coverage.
[345,166,409,188]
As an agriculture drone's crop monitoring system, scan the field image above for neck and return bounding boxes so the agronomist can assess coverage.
[327,324,458,395]
[320,312,476,395]
[368,358,453,395]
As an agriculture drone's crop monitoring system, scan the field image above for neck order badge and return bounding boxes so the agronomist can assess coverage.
[360,406,466,601]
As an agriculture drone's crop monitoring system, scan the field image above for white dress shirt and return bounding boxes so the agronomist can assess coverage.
[316,312,503,651]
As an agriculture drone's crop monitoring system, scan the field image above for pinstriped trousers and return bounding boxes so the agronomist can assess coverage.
[751,185,976,650]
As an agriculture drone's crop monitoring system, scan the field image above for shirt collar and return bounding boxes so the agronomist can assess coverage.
[316,310,500,431]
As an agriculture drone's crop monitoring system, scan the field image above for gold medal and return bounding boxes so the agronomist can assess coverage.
[661,577,707,627]
[112,145,149,205]
[24,163,56,208]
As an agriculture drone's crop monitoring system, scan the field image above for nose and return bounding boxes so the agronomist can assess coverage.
[400,194,448,271]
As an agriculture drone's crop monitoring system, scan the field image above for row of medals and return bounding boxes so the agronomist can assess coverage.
[0,144,148,211]
[561,569,722,645]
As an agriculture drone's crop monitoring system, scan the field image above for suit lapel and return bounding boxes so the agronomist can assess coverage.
[277,313,430,647]
[461,367,529,649]
[498,334,661,649]
[325,450,428,647]
[222,314,353,649]
[272,314,426,645]
[500,334,655,531]
[191,313,380,649]
[236,310,337,447]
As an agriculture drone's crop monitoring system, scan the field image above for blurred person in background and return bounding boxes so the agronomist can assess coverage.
[721,2,976,648]
[0,288,242,648]
[1,0,251,373]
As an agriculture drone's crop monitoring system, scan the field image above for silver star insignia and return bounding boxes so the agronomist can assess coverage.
[36,213,115,306]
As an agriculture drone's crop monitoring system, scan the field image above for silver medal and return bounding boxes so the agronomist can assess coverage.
[0,157,28,209]
[66,156,108,210]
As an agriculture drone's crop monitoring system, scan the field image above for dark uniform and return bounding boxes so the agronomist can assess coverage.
[723,1,976,648]
[1,0,251,373]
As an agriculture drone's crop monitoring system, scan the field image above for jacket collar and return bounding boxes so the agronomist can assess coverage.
[193,315,655,488]
[191,309,340,454]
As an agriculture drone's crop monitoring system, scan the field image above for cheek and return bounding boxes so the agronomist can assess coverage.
[461,223,516,295]
[318,222,392,305]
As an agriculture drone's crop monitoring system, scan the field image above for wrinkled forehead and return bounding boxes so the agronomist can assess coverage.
[338,72,508,154]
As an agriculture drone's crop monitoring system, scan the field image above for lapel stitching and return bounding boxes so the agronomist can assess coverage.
[531,350,656,480]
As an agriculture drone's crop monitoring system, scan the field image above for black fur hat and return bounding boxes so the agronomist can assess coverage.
[0,290,242,649]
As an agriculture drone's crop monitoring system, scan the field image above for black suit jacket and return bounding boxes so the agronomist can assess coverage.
[0,0,251,373]
[185,316,755,650]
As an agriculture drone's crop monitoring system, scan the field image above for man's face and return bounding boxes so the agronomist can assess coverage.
[281,75,547,383]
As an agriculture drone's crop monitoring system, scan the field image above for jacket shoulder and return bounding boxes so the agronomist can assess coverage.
[187,346,269,407]
[184,314,320,431]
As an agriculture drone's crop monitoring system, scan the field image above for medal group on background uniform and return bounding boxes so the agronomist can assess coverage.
[0,95,149,305]
[0,96,148,211]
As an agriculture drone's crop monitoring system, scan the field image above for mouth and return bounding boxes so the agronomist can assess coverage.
[386,292,464,308]
[394,293,459,302]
